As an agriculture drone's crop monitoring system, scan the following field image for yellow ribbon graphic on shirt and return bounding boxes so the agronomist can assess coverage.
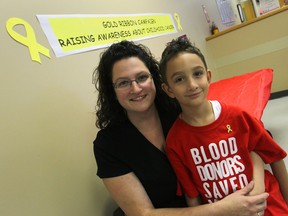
[226,125,233,133]
[6,17,50,63]
[174,13,183,31]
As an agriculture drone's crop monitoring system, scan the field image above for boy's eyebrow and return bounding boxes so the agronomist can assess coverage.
[170,71,184,79]
[191,65,205,70]
[168,65,206,80]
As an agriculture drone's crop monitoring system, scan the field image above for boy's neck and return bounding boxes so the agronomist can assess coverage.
[180,100,215,126]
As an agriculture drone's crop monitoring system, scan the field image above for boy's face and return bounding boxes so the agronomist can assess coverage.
[162,52,211,109]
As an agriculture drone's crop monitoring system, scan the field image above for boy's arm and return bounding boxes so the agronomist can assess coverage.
[185,152,267,204]
[270,160,288,204]
[249,151,265,196]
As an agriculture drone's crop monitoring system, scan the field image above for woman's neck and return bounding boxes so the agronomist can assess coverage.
[128,104,165,152]
[127,104,159,129]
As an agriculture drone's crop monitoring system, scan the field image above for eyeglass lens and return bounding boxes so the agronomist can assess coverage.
[114,73,151,89]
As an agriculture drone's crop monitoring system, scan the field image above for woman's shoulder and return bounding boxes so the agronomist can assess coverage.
[96,123,120,136]
[95,123,126,143]
[94,120,138,148]
[93,123,129,162]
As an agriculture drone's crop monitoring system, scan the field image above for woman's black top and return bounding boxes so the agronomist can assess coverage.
[93,110,186,208]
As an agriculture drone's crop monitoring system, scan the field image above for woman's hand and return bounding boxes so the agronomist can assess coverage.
[218,181,268,216]
[103,173,268,216]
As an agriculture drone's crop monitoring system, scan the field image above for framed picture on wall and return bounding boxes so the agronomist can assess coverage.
[259,0,280,15]
[215,0,236,24]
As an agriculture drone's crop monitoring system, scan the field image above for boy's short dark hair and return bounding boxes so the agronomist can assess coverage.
[159,37,207,84]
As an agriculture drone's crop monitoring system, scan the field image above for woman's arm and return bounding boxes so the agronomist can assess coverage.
[270,160,288,204]
[185,195,202,207]
[249,151,265,196]
[102,173,268,216]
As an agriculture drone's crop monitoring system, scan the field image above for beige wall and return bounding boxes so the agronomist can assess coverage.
[206,8,288,92]
[0,1,213,216]
[1,1,287,215]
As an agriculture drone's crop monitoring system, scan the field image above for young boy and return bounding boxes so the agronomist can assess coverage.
[159,37,288,215]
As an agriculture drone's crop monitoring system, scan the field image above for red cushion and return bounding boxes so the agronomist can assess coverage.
[207,68,273,120]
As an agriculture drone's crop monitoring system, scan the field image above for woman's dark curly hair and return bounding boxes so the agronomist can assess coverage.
[92,40,177,129]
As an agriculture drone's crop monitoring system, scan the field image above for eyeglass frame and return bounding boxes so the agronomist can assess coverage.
[113,73,153,90]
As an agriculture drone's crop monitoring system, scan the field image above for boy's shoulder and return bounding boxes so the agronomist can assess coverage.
[218,100,247,113]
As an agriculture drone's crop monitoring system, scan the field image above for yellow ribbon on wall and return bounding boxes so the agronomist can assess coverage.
[174,13,183,31]
[6,17,50,63]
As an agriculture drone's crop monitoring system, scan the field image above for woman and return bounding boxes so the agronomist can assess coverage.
[92,40,268,216]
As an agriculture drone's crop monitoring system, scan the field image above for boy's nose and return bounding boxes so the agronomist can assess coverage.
[187,78,198,89]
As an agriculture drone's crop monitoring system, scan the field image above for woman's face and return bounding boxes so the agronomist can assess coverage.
[112,57,156,117]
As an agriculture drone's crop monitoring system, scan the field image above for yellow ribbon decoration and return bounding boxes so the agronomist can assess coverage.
[174,13,183,31]
[6,17,50,63]
[226,125,233,133]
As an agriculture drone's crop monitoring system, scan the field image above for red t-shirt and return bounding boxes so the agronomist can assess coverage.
[166,102,287,215]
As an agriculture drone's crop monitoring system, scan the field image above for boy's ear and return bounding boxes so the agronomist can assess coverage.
[161,83,176,98]
[207,69,212,84]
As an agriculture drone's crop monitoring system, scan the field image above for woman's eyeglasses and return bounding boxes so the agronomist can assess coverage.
[113,73,152,90]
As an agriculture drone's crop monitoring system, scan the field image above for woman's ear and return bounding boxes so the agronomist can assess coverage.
[161,83,176,98]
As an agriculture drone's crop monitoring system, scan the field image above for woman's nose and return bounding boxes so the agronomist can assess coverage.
[130,81,142,92]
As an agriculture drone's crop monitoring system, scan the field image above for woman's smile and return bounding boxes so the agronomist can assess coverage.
[129,94,147,102]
